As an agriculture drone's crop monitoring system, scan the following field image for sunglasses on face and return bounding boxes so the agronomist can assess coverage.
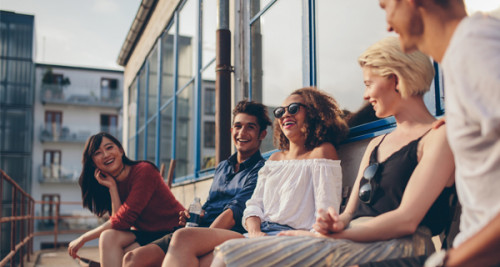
[358,163,380,204]
[273,103,307,118]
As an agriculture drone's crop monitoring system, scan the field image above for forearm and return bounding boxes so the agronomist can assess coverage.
[109,186,121,216]
[209,209,235,229]
[446,212,500,267]
[328,210,416,242]
[245,216,262,233]
[80,220,112,243]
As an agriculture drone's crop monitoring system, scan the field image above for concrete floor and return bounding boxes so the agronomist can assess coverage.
[24,246,99,267]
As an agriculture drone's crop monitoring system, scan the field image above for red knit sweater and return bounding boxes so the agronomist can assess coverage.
[110,162,184,232]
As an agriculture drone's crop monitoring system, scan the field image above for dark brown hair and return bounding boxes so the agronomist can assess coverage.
[273,87,349,150]
[79,132,151,216]
[233,100,272,133]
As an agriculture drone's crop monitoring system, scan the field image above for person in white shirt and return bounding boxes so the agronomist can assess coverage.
[161,87,348,267]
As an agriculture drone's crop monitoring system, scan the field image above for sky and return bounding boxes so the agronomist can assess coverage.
[0,0,498,72]
[1,0,140,70]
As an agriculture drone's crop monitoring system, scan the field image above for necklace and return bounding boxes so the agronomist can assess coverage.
[112,164,126,179]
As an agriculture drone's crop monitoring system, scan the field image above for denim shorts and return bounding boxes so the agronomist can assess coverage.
[243,221,295,237]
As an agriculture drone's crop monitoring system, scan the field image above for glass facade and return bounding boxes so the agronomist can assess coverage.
[0,11,34,189]
[0,10,35,263]
[127,0,217,182]
[126,0,444,183]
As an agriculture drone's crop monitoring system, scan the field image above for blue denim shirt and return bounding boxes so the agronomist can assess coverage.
[200,151,264,233]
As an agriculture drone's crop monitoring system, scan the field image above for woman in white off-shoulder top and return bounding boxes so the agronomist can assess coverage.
[161,87,349,267]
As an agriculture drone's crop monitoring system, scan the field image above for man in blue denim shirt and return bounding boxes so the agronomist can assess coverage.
[123,100,272,267]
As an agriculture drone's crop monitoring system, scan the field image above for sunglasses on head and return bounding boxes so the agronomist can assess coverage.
[358,163,380,204]
[273,103,307,118]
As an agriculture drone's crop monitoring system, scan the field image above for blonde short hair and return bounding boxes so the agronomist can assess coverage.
[358,37,435,98]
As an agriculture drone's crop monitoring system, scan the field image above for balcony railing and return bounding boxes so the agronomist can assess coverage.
[39,164,80,183]
[41,84,122,108]
[0,170,101,267]
[39,124,91,143]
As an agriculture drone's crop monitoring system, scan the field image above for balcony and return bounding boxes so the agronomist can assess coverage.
[39,124,91,143]
[39,164,80,183]
[41,84,122,108]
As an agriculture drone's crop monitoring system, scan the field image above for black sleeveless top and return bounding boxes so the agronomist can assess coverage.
[352,131,453,235]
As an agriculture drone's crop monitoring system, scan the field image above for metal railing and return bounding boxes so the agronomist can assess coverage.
[0,169,99,267]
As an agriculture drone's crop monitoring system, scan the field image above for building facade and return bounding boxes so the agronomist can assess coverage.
[31,63,123,249]
[0,10,35,260]
[117,0,445,206]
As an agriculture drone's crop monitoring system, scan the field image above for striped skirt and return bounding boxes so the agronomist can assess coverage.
[213,227,435,267]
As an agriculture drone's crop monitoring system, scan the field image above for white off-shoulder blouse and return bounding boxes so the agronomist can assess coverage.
[242,158,342,231]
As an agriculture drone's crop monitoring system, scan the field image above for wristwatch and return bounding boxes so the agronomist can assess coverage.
[424,250,448,267]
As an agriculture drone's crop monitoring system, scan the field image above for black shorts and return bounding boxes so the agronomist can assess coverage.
[150,233,175,253]
[131,230,173,246]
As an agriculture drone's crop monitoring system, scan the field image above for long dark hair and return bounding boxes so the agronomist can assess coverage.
[79,132,140,216]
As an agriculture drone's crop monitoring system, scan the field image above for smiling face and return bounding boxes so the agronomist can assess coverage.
[231,113,266,158]
[91,137,124,176]
[362,67,400,118]
[378,0,424,53]
[278,94,307,141]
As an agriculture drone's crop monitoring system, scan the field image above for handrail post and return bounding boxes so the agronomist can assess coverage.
[20,194,25,267]
[11,186,17,267]
[54,199,60,248]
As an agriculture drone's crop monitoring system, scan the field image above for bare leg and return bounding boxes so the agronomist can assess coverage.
[162,228,244,267]
[99,229,136,267]
[123,243,165,267]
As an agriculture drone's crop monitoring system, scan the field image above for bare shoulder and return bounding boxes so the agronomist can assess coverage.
[423,123,447,145]
[309,142,338,160]
[269,151,285,161]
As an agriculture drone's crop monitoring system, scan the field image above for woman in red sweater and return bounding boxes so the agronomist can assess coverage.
[68,132,184,267]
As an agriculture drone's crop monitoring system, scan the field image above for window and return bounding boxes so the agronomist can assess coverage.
[44,111,62,137]
[204,87,216,115]
[204,121,215,148]
[43,150,61,180]
[101,114,118,137]
[101,78,119,100]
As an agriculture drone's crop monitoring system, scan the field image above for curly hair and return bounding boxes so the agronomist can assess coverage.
[273,87,349,150]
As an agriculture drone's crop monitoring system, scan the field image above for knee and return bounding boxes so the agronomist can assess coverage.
[99,229,123,247]
[169,228,193,248]
[122,250,136,267]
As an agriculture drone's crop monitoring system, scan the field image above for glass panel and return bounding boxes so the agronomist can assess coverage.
[159,104,173,179]
[128,79,137,142]
[175,83,194,178]
[148,47,158,118]
[161,22,176,105]
[316,0,391,124]
[178,0,197,84]
[147,120,157,163]
[2,61,32,105]
[138,68,147,128]
[1,108,32,152]
[251,0,301,153]
[128,137,136,160]
[202,0,216,67]
[250,0,274,18]
[137,129,145,160]
[201,70,216,170]
[0,155,31,188]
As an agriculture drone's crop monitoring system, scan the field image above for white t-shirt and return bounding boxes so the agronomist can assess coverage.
[242,158,342,231]
[442,12,500,247]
